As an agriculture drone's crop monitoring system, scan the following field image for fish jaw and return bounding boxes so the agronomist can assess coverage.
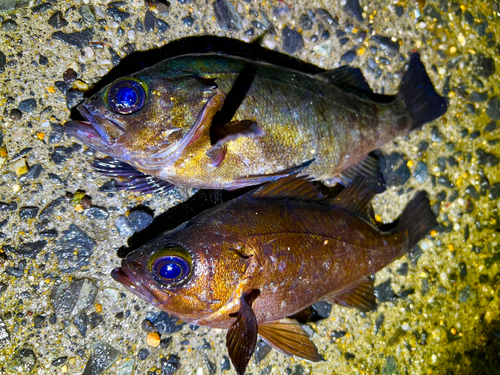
[65,101,128,157]
[111,262,159,305]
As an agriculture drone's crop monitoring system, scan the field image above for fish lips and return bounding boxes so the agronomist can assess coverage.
[111,261,158,305]
[65,102,125,149]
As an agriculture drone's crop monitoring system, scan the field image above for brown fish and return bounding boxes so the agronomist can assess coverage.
[111,177,436,374]
[65,52,446,192]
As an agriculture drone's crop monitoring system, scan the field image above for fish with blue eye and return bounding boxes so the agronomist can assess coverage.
[65,52,447,193]
[111,175,437,375]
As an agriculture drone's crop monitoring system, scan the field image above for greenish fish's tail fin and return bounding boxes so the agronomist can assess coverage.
[397,191,437,253]
[398,52,447,130]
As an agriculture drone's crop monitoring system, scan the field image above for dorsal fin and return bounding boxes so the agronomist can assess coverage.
[317,66,373,93]
[328,176,377,222]
[317,66,396,103]
[251,173,327,202]
[339,154,385,193]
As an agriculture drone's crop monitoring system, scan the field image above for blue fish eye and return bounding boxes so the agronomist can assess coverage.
[107,78,146,115]
[151,251,191,287]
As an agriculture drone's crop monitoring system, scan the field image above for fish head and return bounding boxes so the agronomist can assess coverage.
[111,232,250,323]
[65,73,222,172]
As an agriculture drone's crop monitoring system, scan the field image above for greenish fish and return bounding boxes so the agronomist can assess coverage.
[111,176,436,374]
[65,52,446,192]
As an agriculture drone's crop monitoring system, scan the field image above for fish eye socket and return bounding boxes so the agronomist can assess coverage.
[106,78,146,114]
[149,247,192,287]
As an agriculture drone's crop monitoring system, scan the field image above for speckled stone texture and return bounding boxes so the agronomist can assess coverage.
[1,0,500,374]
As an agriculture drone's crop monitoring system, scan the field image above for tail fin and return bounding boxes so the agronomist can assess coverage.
[398,52,447,130]
[397,191,436,252]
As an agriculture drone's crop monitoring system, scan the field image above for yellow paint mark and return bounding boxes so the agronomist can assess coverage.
[375,214,382,222]
[36,132,45,140]
[47,86,56,93]
[430,230,438,237]
[448,244,454,251]
[407,160,413,167]
[449,46,457,54]
[450,327,457,335]
[357,47,366,56]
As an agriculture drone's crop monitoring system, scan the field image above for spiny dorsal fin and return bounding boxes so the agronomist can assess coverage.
[339,154,385,193]
[317,66,373,93]
[226,290,260,375]
[258,318,323,362]
[329,176,377,222]
[328,277,376,313]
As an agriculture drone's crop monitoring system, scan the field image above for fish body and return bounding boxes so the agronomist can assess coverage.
[112,177,436,374]
[66,52,446,190]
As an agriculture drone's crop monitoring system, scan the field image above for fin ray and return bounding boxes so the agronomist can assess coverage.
[258,318,323,362]
[328,277,377,312]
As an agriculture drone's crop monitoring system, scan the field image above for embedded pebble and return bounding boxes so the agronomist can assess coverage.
[48,11,69,29]
[55,225,97,272]
[341,49,357,63]
[51,278,98,319]
[66,90,85,109]
[15,240,46,259]
[129,210,154,232]
[379,152,410,186]
[282,26,304,55]
[0,316,9,349]
[82,341,121,375]
[476,149,499,167]
[52,28,94,48]
[19,206,39,220]
[374,279,396,302]
[413,161,429,183]
[106,8,130,23]
[3,348,37,373]
[79,5,96,24]
[213,0,242,31]
[18,98,37,112]
[84,206,109,219]
[0,51,5,73]
[3,19,17,31]
[487,96,500,120]
[299,14,313,30]
[344,0,364,22]
[156,19,170,33]
[115,215,135,236]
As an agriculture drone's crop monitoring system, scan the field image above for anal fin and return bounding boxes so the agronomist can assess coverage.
[328,277,377,313]
[258,318,323,362]
[226,290,260,375]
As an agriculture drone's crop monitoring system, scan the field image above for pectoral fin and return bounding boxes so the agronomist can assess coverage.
[328,277,377,313]
[91,157,174,194]
[258,318,323,362]
[207,120,263,166]
[226,290,260,375]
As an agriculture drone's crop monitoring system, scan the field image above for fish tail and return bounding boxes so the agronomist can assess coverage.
[397,52,447,130]
[396,191,436,254]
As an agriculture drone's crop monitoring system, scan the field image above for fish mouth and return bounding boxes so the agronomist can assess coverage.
[65,103,125,148]
[111,264,156,304]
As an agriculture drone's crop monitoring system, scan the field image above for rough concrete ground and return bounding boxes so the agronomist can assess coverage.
[0,0,500,374]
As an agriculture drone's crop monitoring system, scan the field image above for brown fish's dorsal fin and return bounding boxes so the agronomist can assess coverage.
[206,120,263,166]
[226,289,260,375]
[338,154,385,193]
[230,159,315,190]
[258,318,323,362]
[328,277,377,313]
[328,176,377,222]
[317,65,373,93]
